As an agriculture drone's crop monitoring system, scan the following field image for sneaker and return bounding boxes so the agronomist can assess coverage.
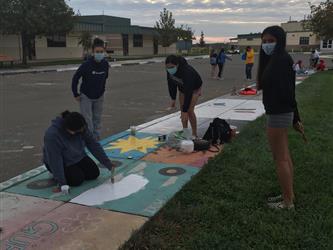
[267,194,283,202]
[268,201,295,210]
[218,77,224,80]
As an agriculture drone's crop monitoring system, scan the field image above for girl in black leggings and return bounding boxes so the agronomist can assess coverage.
[43,111,114,188]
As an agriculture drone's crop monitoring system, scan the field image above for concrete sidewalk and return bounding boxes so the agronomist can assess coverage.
[0,74,308,250]
[0,55,209,76]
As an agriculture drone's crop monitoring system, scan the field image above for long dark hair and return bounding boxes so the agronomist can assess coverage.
[61,111,87,131]
[165,55,187,69]
[257,26,287,90]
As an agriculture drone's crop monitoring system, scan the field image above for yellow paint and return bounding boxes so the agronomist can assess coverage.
[105,136,159,154]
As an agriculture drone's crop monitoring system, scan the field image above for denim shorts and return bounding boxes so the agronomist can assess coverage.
[266,112,294,128]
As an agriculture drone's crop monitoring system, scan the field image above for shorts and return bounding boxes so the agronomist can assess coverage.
[193,87,202,96]
[266,112,294,128]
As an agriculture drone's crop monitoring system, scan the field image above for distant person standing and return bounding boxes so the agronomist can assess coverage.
[209,49,218,78]
[217,48,232,80]
[245,46,255,80]
[72,38,109,140]
[310,49,320,68]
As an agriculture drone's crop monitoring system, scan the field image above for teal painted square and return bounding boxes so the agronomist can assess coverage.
[70,161,199,217]
[103,132,164,160]
[4,159,133,202]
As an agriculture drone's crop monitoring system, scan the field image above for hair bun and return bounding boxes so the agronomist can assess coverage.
[61,110,71,118]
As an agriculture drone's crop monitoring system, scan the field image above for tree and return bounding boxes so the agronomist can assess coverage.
[0,0,75,64]
[305,0,333,39]
[177,25,195,42]
[78,31,92,56]
[155,8,178,47]
[199,31,205,47]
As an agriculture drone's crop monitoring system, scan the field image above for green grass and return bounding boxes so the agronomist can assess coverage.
[121,71,333,250]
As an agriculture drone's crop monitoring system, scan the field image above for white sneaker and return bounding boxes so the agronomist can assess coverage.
[267,194,282,202]
[268,201,295,210]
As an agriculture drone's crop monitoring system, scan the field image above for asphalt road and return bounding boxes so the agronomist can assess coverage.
[0,53,314,181]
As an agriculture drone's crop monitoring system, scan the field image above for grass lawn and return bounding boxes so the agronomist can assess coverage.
[121,71,333,250]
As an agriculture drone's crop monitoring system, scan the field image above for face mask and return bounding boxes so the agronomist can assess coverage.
[94,53,104,62]
[167,66,178,75]
[262,42,276,56]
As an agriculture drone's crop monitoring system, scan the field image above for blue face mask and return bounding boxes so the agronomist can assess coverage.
[94,53,104,62]
[262,42,276,56]
[167,66,178,75]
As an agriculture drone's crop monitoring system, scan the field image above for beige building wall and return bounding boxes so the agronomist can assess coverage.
[281,21,303,32]
[104,34,123,56]
[238,38,261,47]
[286,31,320,46]
[35,34,83,60]
[158,43,177,55]
[0,34,22,60]
[128,35,154,56]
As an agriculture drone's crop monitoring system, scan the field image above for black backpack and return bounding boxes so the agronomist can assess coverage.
[203,118,232,145]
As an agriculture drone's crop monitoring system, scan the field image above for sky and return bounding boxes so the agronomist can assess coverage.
[68,0,322,43]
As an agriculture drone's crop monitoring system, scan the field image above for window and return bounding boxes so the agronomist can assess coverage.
[322,40,333,49]
[47,34,66,47]
[133,34,143,47]
[299,37,309,45]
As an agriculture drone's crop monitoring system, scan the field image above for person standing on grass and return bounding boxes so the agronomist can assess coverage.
[217,48,232,80]
[43,111,114,189]
[166,55,203,138]
[257,26,304,210]
[72,38,109,140]
[209,49,218,78]
[245,46,255,80]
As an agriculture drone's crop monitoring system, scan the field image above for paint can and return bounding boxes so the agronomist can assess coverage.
[61,185,70,195]
[158,135,167,142]
[180,140,194,153]
[130,126,136,136]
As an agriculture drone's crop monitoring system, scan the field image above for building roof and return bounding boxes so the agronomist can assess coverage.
[237,33,262,39]
[74,15,159,36]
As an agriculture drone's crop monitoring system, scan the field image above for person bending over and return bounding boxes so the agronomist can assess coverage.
[166,55,203,138]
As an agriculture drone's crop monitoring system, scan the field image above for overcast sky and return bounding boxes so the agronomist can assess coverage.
[68,0,321,43]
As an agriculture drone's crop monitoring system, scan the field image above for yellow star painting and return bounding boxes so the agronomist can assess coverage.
[105,136,160,154]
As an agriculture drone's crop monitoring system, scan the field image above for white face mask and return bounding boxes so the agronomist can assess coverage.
[262,42,276,55]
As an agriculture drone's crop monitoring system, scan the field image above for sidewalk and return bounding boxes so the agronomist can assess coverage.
[0,56,209,76]
[0,74,309,250]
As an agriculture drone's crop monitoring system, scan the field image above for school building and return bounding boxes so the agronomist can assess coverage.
[0,15,177,61]
[233,20,332,53]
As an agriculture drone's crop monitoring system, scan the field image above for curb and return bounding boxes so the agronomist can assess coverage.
[0,56,207,76]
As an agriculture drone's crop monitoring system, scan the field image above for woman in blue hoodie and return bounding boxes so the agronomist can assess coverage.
[217,48,232,80]
[43,111,114,188]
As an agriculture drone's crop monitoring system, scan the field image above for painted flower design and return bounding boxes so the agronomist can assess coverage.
[60,212,103,233]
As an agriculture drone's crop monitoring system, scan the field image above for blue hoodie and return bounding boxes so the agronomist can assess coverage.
[43,117,112,185]
[72,57,109,99]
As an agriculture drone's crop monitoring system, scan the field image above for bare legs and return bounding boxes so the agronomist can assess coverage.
[179,93,200,137]
[266,127,295,205]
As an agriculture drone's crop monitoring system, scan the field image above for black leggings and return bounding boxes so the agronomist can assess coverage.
[218,63,224,78]
[47,156,100,186]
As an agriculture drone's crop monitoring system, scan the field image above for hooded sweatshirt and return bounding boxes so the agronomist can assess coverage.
[72,57,109,99]
[43,117,113,185]
[167,57,203,112]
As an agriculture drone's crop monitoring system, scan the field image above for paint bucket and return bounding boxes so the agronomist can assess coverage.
[130,126,136,136]
[180,140,194,153]
[61,185,70,195]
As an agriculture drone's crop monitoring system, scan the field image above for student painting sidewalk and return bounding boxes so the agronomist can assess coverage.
[245,46,255,80]
[216,48,232,80]
[72,38,109,140]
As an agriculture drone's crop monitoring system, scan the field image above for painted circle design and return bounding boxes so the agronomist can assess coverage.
[159,167,186,176]
[27,178,57,189]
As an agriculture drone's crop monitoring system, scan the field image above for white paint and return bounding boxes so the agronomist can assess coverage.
[128,162,147,174]
[22,145,34,149]
[220,100,265,121]
[195,99,246,119]
[161,177,178,187]
[70,174,149,206]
